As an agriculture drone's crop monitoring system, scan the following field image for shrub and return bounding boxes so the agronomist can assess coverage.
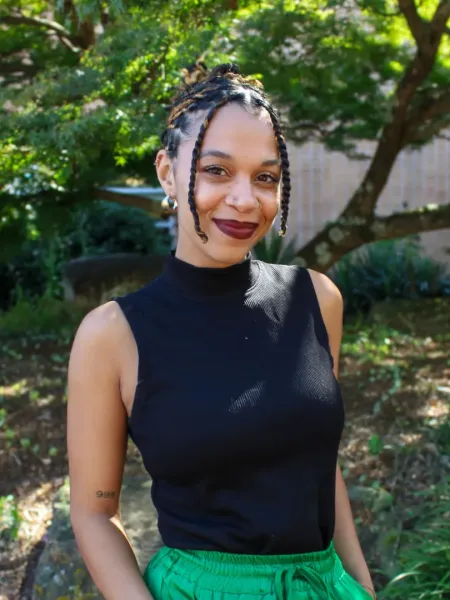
[0,292,90,338]
[0,201,169,310]
[253,229,299,264]
[329,236,449,316]
[0,495,22,542]
[380,478,450,600]
[63,201,167,257]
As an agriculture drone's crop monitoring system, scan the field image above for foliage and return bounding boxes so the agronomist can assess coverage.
[380,479,450,600]
[1,0,449,263]
[0,494,22,542]
[253,228,300,264]
[0,202,167,310]
[64,201,167,256]
[0,0,227,255]
[329,235,450,315]
[435,421,450,455]
[223,0,450,154]
[0,292,89,337]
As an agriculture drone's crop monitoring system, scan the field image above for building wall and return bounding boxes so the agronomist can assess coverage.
[285,135,450,268]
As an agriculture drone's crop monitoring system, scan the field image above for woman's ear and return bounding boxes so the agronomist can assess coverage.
[155,150,176,199]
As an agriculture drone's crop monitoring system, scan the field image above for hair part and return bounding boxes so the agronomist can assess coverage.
[161,63,290,242]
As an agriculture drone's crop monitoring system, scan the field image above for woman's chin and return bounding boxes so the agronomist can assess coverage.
[205,238,253,266]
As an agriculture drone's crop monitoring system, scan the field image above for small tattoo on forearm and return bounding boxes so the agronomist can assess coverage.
[96,491,116,499]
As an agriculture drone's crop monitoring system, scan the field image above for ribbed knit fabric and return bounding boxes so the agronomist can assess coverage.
[112,254,345,555]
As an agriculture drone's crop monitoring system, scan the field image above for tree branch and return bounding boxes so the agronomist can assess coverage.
[372,203,450,240]
[430,0,450,35]
[398,0,429,47]
[402,91,450,145]
[0,13,77,41]
[339,1,448,220]
[292,202,450,271]
[56,35,81,53]
[407,91,450,125]
[0,13,83,54]
[402,118,450,146]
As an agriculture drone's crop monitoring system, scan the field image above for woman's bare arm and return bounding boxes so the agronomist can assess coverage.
[308,270,375,598]
[67,302,152,600]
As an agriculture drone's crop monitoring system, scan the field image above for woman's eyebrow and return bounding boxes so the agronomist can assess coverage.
[199,150,281,167]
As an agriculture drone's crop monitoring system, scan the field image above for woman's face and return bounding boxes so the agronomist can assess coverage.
[156,103,281,267]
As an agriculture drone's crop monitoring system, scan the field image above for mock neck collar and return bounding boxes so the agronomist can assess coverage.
[162,253,260,299]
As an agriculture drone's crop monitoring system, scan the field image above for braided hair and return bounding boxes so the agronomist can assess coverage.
[161,62,291,243]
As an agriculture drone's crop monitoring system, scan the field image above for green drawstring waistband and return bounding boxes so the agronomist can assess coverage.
[274,563,340,600]
[143,542,373,598]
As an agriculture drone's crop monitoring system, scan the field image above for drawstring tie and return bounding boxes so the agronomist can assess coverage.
[274,564,340,600]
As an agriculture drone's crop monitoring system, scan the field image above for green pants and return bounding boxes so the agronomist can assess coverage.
[144,542,373,599]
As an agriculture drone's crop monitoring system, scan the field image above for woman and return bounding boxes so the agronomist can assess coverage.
[67,63,376,600]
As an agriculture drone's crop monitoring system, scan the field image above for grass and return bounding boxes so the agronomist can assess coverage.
[379,479,450,599]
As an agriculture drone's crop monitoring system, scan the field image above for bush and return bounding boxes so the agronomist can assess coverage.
[0,495,22,543]
[380,479,450,600]
[0,292,90,338]
[253,229,299,264]
[329,236,450,316]
[0,201,169,310]
[63,201,167,257]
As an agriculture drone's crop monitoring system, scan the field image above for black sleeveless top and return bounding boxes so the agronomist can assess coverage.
[113,254,345,555]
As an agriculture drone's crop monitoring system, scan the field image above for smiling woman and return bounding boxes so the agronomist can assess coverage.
[67,63,375,600]
[155,64,290,266]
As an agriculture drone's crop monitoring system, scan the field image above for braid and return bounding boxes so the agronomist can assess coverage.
[264,105,291,237]
[161,62,291,241]
[187,95,238,243]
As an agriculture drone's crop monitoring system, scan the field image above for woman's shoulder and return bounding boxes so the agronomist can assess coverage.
[306,268,343,314]
[77,300,125,337]
[70,301,131,369]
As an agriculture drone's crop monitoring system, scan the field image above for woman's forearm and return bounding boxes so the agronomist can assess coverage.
[334,465,375,595]
[72,513,153,600]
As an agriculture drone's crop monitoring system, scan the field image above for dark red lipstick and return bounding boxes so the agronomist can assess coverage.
[213,219,258,240]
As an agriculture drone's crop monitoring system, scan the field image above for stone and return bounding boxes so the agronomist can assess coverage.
[61,253,165,303]
[32,475,160,600]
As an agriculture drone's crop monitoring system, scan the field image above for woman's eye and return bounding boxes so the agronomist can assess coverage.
[258,173,280,184]
[204,165,227,176]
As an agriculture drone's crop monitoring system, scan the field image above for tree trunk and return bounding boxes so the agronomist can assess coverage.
[292,201,450,272]
[292,0,450,273]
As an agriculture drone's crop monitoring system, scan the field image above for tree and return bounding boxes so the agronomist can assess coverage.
[0,0,449,268]
[0,0,240,259]
[226,0,450,269]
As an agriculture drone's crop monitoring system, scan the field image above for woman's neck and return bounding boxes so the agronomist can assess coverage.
[175,235,250,269]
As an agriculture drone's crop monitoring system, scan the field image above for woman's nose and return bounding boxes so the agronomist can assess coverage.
[225,182,260,212]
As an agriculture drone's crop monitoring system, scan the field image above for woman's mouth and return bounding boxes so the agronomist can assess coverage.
[213,219,259,240]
